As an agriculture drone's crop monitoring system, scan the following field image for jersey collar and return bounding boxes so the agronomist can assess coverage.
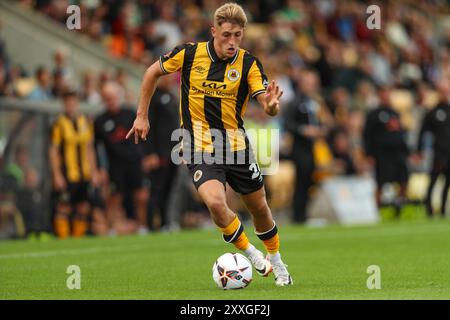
[207,39,239,65]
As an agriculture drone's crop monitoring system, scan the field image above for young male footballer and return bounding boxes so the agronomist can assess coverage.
[127,2,292,286]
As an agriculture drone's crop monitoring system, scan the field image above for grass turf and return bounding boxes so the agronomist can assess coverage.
[1,211,450,299]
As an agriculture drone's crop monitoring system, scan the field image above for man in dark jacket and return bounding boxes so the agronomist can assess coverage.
[142,74,180,230]
[283,69,328,224]
[416,78,450,217]
[363,86,410,216]
[95,81,149,234]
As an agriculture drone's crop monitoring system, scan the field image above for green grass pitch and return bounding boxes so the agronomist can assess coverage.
[1,213,450,299]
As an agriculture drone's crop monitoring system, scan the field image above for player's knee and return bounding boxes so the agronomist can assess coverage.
[205,196,228,216]
[248,199,270,218]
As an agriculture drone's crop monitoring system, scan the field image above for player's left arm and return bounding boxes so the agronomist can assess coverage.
[248,58,283,117]
[255,80,283,117]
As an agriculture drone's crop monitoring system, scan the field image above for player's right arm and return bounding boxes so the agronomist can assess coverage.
[127,44,187,144]
[126,61,165,144]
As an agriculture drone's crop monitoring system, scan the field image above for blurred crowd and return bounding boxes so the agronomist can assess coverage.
[1,0,450,239]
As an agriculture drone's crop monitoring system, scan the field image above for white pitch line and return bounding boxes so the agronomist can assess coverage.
[0,243,146,260]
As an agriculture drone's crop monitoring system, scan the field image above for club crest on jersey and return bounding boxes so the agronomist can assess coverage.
[227,69,240,82]
[193,170,203,182]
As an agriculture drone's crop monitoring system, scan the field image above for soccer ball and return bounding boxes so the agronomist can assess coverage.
[212,252,252,290]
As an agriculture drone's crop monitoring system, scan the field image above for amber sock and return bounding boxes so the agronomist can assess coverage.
[255,221,279,255]
[54,216,70,239]
[219,215,250,251]
[72,216,88,237]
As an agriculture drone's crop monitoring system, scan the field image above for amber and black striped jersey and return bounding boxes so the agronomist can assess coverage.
[159,39,268,154]
[50,114,93,183]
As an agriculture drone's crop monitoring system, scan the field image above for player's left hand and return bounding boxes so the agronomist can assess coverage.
[264,80,283,116]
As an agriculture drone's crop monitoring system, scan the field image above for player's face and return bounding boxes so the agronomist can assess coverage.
[211,22,243,60]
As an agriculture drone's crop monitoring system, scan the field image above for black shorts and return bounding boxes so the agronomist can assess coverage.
[109,160,144,194]
[375,158,409,187]
[53,182,89,205]
[187,162,264,195]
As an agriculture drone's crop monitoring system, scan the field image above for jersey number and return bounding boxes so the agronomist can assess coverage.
[249,163,261,180]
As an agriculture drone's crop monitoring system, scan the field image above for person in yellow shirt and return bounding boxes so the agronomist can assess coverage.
[49,90,99,238]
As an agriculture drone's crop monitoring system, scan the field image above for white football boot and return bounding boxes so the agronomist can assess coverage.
[247,249,272,277]
[271,259,293,286]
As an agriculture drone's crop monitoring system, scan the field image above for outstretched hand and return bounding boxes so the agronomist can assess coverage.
[264,80,283,116]
[126,116,150,144]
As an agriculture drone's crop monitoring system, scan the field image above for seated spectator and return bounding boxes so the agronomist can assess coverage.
[0,172,25,239]
[16,168,47,238]
[80,71,101,106]
[27,66,52,101]
[5,145,28,188]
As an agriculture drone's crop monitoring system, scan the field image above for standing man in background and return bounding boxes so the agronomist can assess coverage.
[415,77,450,218]
[283,69,330,224]
[142,74,180,230]
[49,90,99,238]
[363,86,410,217]
[94,82,149,234]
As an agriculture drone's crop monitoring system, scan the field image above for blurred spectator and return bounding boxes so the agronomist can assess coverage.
[0,171,25,239]
[153,3,183,53]
[327,87,351,127]
[52,48,74,85]
[282,69,332,224]
[0,62,14,97]
[51,70,68,99]
[363,86,410,216]
[5,145,28,188]
[80,70,102,106]
[114,68,135,106]
[416,77,450,218]
[352,80,378,112]
[49,90,99,238]
[329,127,357,176]
[27,66,52,101]
[94,81,149,234]
[16,167,47,238]
[142,74,179,231]
[4,146,46,237]
[0,19,8,65]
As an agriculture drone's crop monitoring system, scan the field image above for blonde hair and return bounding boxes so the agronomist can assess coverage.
[214,3,247,28]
